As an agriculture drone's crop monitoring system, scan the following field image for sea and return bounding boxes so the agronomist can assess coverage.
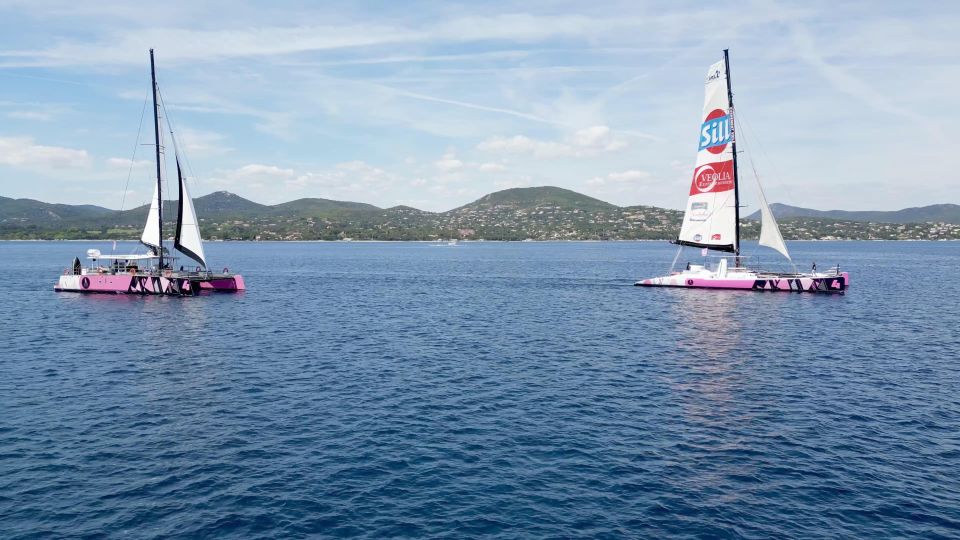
[2,240,959,538]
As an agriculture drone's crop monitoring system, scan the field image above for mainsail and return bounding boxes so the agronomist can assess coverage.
[676,58,738,253]
[174,159,207,268]
[140,184,162,252]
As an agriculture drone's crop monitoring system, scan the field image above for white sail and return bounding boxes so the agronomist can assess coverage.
[173,160,207,268]
[753,173,791,261]
[676,58,738,253]
[140,184,161,252]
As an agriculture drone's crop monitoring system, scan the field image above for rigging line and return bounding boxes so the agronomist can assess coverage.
[156,86,197,187]
[741,126,799,274]
[669,243,684,273]
[115,91,150,253]
[735,106,799,208]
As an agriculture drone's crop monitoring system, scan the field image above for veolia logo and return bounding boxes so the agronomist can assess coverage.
[694,164,720,193]
[689,160,735,195]
[698,109,731,154]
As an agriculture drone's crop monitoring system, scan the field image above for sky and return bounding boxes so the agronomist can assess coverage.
[0,0,956,212]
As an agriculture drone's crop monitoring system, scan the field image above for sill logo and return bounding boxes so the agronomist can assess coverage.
[698,108,731,154]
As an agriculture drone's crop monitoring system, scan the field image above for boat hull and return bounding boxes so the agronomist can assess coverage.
[55,273,245,296]
[636,272,848,294]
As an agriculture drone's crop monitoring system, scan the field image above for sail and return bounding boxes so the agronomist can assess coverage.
[174,159,207,268]
[676,58,738,253]
[753,172,791,261]
[140,184,161,252]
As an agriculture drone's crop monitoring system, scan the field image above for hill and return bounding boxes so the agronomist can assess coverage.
[747,203,960,224]
[451,186,616,213]
[0,196,114,226]
[272,198,380,217]
[2,187,958,241]
[194,191,271,215]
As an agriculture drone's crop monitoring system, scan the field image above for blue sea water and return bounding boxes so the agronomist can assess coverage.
[1,240,959,538]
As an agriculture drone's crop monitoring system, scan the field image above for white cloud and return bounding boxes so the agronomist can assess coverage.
[478,162,505,172]
[336,160,385,175]
[477,125,629,158]
[105,157,151,170]
[176,128,232,156]
[236,164,295,178]
[608,170,651,182]
[587,169,653,187]
[434,152,463,171]
[571,126,628,152]
[258,160,399,201]
[7,111,53,121]
[0,137,91,170]
[477,135,571,158]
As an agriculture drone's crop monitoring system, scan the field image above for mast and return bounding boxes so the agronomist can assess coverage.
[150,49,164,270]
[723,48,741,262]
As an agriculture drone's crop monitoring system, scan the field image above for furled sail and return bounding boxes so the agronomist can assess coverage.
[173,159,207,268]
[140,184,162,252]
[753,172,791,261]
[676,58,738,253]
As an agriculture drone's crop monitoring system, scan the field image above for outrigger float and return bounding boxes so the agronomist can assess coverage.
[55,50,244,296]
[636,50,848,294]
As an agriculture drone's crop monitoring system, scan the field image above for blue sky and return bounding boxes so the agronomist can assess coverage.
[0,0,955,212]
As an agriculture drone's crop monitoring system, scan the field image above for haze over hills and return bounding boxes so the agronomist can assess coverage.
[2,187,959,241]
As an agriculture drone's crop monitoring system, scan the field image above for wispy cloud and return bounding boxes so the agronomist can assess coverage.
[0,1,957,211]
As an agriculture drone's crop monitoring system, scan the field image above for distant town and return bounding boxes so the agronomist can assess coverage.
[2,187,958,241]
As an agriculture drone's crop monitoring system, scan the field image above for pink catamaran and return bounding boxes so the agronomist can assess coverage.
[637,50,848,294]
[55,50,244,296]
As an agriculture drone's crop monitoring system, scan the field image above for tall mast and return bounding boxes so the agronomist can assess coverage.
[150,49,164,270]
[723,48,741,262]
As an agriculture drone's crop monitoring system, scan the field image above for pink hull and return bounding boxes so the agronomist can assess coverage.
[638,272,848,294]
[55,273,245,296]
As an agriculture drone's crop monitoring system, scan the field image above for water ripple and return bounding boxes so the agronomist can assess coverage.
[1,241,959,538]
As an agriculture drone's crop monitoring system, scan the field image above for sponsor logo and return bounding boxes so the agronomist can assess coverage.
[690,201,709,221]
[81,277,90,289]
[693,234,702,242]
[711,233,722,241]
[706,66,723,84]
[689,160,735,195]
[698,108,732,154]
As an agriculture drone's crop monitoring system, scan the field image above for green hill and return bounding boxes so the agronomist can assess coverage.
[2,188,957,241]
[272,197,380,217]
[194,191,270,215]
[0,196,114,226]
[451,186,617,213]
[747,203,960,224]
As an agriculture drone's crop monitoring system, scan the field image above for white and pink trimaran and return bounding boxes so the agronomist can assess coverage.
[56,50,244,297]
[637,50,848,294]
